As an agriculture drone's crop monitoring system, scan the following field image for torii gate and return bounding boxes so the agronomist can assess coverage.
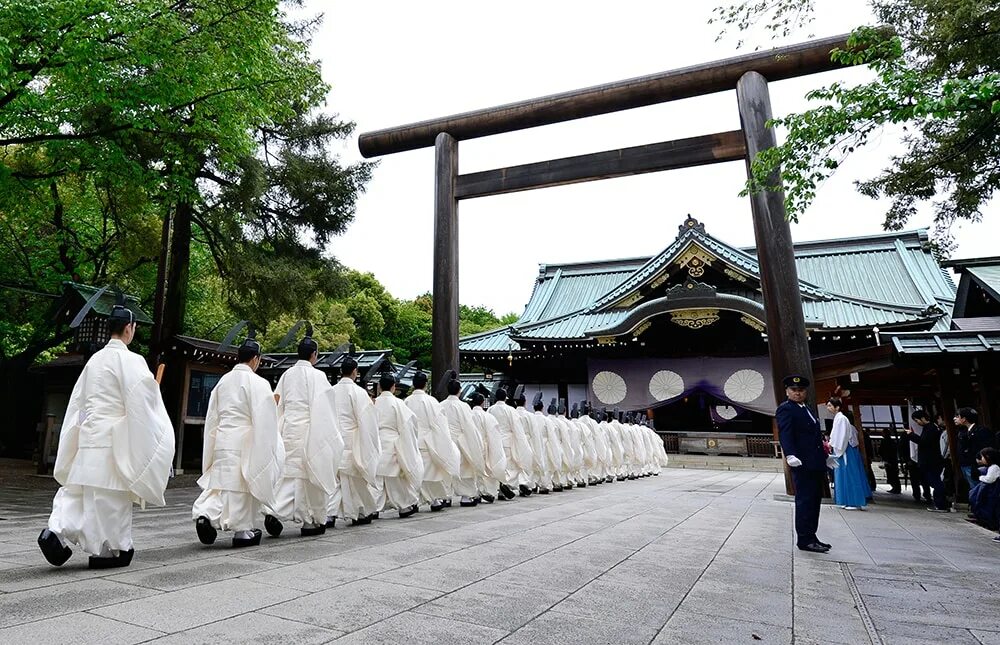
[358,35,856,418]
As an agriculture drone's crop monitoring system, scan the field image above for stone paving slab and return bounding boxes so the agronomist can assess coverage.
[0,469,997,643]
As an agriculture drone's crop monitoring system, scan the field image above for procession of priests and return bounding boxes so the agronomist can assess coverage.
[38,316,667,567]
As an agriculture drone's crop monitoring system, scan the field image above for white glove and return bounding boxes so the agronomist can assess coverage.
[786,455,802,468]
[826,455,839,469]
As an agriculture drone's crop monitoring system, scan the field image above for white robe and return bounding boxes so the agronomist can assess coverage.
[555,416,581,482]
[330,377,381,520]
[440,395,487,498]
[48,339,174,555]
[488,401,534,487]
[529,411,553,489]
[405,389,460,503]
[271,360,345,525]
[542,414,566,486]
[602,420,625,476]
[574,417,598,480]
[829,411,857,458]
[472,405,507,494]
[581,415,610,478]
[374,392,423,511]
[193,363,283,532]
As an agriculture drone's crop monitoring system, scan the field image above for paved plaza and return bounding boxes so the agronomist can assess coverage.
[0,468,997,644]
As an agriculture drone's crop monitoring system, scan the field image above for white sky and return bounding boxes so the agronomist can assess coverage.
[311,0,998,316]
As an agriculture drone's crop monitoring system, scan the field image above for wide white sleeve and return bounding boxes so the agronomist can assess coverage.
[352,387,382,485]
[243,378,283,510]
[112,355,175,506]
[395,404,425,486]
[305,375,345,495]
[830,413,850,457]
[981,464,1000,484]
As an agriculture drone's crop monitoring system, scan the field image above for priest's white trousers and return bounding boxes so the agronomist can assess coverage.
[191,489,258,532]
[270,477,327,526]
[333,472,378,520]
[48,485,132,556]
[420,479,450,504]
[451,476,479,498]
[378,476,419,511]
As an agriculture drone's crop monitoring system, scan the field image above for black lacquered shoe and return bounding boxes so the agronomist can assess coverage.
[300,524,326,537]
[37,529,72,567]
[232,529,262,548]
[797,542,829,553]
[325,516,337,529]
[399,504,419,518]
[195,516,217,545]
[89,548,134,569]
[264,514,283,538]
[480,493,495,504]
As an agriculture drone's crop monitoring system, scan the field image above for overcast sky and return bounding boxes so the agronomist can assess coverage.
[310,0,997,316]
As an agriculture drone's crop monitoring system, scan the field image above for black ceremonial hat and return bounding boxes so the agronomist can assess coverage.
[783,375,810,388]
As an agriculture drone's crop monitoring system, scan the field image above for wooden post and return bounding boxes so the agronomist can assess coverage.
[736,71,815,494]
[432,132,460,398]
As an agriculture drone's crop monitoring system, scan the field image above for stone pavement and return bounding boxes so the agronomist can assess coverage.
[0,469,997,645]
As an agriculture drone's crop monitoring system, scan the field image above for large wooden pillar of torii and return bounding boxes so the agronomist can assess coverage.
[357,35,858,462]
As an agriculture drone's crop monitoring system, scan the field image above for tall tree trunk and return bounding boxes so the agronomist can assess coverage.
[161,199,192,347]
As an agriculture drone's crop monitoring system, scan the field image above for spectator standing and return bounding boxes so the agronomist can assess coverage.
[879,428,902,494]
[955,408,997,490]
[908,410,949,512]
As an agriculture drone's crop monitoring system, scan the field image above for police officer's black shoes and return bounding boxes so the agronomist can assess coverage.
[797,543,829,553]
[37,529,72,566]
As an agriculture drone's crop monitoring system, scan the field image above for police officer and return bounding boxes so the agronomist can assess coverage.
[777,375,832,553]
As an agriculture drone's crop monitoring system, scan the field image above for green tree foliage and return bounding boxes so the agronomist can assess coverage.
[0,0,373,351]
[713,0,1000,253]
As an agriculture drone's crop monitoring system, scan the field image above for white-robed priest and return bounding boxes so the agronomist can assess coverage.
[439,372,488,507]
[192,329,283,548]
[405,370,460,511]
[470,392,505,503]
[330,357,381,525]
[39,296,174,569]
[488,388,534,500]
[264,328,345,538]
[374,373,423,518]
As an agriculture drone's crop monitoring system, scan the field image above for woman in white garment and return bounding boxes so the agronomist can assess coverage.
[827,397,871,509]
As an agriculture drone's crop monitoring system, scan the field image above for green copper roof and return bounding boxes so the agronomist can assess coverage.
[64,282,153,324]
[460,218,955,353]
[967,266,1000,302]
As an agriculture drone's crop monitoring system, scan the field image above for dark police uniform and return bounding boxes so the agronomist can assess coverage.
[776,375,828,550]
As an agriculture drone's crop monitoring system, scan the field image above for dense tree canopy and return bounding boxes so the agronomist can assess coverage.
[713,0,1000,253]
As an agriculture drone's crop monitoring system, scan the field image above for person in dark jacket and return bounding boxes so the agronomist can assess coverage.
[955,408,997,490]
[879,428,901,494]
[777,375,831,553]
[908,410,949,512]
